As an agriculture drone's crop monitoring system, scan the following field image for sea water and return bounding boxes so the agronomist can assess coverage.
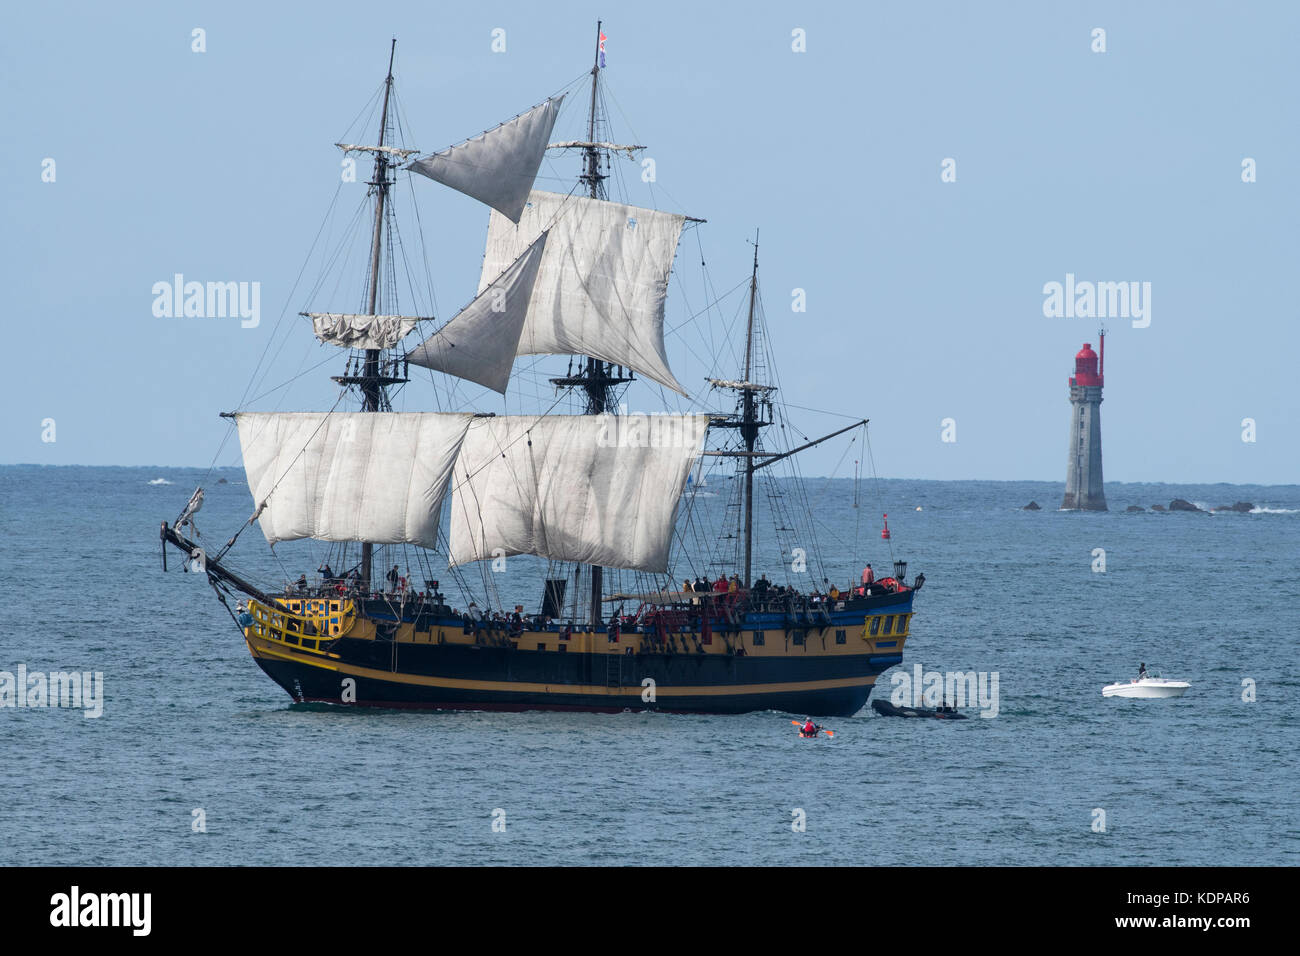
[0,466,1295,865]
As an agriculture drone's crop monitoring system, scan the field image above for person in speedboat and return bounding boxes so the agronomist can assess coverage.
[1138,662,1148,681]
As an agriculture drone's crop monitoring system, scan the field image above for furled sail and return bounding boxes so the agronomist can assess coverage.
[235,412,474,549]
[447,413,711,573]
[405,232,549,394]
[407,96,564,224]
[477,190,688,395]
[303,313,426,350]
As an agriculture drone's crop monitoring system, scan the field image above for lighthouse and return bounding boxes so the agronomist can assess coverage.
[1061,334,1107,511]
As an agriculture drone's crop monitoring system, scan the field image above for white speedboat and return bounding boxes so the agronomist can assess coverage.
[1102,677,1190,699]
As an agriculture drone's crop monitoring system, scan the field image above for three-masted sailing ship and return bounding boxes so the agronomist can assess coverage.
[159,30,923,717]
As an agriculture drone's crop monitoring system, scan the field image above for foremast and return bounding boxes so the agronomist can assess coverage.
[330,39,410,590]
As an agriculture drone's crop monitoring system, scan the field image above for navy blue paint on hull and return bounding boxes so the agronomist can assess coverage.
[253,651,885,716]
[320,637,894,685]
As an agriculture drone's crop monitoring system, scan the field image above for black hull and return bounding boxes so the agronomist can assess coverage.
[240,585,914,718]
[252,638,894,717]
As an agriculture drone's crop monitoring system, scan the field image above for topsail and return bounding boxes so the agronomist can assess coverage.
[478,190,689,395]
[407,97,564,224]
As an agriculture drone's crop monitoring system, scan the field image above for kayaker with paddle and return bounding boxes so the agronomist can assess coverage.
[790,718,834,737]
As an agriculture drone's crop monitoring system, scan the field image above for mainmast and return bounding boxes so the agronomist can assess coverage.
[548,21,636,629]
[333,39,409,590]
[740,235,761,587]
[562,22,630,416]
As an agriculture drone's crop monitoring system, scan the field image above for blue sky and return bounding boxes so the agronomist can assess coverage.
[4,0,1297,483]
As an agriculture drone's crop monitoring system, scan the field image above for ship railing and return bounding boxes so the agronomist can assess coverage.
[247,596,356,645]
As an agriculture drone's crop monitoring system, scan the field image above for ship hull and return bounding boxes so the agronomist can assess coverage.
[242,591,914,717]
[253,652,879,716]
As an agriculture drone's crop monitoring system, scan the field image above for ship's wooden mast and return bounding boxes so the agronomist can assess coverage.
[548,21,634,629]
[709,236,770,587]
[708,236,866,587]
[582,23,606,630]
[357,40,398,590]
[317,42,416,591]
[740,236,761,588]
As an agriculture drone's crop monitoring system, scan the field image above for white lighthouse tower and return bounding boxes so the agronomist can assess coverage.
[1061,334,1107,511]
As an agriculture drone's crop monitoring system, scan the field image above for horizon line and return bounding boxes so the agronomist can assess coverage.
[2,462,1296,489]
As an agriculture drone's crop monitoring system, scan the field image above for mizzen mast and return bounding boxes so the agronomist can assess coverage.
[707,236,867,587]
[709,235,773,587]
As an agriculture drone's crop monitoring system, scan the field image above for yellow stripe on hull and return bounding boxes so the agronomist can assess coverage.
[245,631,878,699]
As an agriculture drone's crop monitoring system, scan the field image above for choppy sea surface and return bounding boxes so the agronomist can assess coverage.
[1,465,1296,866]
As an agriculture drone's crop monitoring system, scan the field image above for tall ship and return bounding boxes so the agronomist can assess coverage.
[159,29,923,716]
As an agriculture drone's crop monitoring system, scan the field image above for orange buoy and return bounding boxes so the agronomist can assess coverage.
[881,513,891,540]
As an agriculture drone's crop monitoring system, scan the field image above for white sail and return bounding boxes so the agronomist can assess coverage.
[478,190,688,395]
[405,232,549,394]
[235,412,474,549]
[407,97,564,224]
[304,313,425,350]
[447,413,711,573]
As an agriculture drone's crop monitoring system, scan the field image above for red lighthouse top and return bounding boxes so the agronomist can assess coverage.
[1070,341,1104,387]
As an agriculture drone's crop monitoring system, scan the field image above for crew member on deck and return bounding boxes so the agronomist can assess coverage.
[295,574,308,593]
[1138,662,1148,680]
[713,575,729,593]
[319,562,334,582]
[387,564,400,592]
[862,564,874,586]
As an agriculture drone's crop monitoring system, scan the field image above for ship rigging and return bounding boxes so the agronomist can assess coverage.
[159,30,921,716]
